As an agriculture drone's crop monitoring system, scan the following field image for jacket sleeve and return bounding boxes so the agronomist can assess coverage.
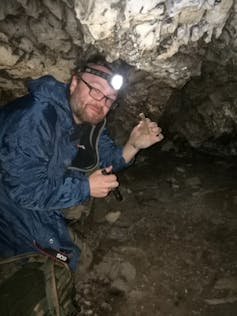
[1,98,90,211]
[98,128,134,171]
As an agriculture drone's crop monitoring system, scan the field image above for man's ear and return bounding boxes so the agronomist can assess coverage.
[70,75,79,94]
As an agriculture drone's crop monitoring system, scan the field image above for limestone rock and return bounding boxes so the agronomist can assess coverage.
[0,0,236,155]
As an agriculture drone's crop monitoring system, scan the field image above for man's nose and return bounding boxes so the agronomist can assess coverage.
[95,97,106,107]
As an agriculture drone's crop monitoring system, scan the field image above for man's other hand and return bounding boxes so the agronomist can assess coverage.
[122,116,164,163]
[128,117,164,150]
[88,166,119,198]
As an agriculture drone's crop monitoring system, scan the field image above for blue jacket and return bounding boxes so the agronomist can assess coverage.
[0,75,130,270]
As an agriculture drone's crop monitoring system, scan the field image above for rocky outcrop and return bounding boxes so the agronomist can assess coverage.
[161,1,237,156]
[0,0,236,155]
[75,0,233,87]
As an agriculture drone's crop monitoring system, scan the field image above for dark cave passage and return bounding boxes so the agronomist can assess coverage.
[2,148,236,316]
[79,148,237,316]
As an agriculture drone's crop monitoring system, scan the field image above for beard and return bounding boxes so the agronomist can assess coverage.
[70,99,105,125]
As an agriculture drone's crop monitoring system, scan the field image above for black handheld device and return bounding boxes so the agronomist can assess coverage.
[102,169,123,201]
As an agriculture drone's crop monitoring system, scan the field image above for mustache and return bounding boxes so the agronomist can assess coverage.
[87,103,103,114]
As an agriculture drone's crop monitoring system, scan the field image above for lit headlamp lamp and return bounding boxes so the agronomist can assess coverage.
[83,66,123,90]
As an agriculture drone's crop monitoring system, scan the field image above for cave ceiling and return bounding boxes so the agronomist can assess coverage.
[0,0,237,156]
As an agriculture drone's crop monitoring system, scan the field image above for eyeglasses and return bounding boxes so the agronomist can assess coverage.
[79,76,118,110]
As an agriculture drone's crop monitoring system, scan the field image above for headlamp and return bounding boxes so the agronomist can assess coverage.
[83,66,123,90]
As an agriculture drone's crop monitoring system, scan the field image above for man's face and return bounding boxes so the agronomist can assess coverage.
[69,65,118,125]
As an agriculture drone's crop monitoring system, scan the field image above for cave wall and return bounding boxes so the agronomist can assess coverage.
[161,1,237,156]
[0,0,236,155]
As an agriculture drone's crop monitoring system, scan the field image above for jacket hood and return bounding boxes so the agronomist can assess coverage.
[28,75,70,111]
[27,75,74,129]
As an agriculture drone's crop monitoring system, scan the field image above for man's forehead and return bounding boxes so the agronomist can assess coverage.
[82,64,118,96]
[80,61,123,94]
[82,68,110,85]
[86,63,113,75]
[82,64,114,87]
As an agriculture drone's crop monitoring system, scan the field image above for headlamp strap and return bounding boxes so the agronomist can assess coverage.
[80,65,123,90]
[82,66,111,81]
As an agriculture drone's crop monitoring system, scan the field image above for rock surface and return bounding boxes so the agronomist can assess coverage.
[0,0,237,154]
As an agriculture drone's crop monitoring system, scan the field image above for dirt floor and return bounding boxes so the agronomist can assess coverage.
[73,147,237,316]
[0,147,237,316]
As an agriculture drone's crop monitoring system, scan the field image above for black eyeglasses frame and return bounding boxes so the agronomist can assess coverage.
[78,75,118,110]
